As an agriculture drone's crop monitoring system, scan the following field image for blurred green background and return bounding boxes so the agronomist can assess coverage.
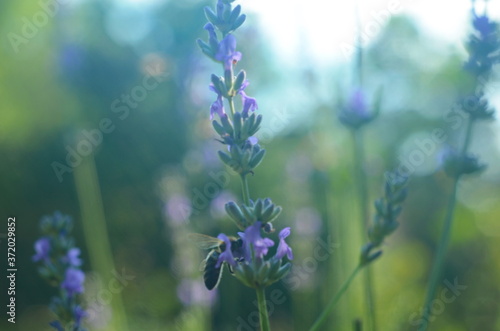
[1,0,500,330]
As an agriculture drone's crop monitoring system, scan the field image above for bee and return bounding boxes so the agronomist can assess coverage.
[188,233,244,290]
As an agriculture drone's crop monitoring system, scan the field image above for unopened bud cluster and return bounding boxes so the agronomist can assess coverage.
[360,172,408,266]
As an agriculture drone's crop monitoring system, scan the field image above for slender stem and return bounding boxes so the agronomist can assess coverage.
[352,130,377,331]
[309,265,362,331]
[241,174,251,205]
[419,118,475,331]
[73,155,129,331]
[229,96,236,118]
[256,286,271,331]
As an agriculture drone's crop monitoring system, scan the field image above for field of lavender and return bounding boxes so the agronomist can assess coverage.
[1,0,500,330]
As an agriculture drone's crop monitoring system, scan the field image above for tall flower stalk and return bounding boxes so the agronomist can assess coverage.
[419,3,498,330]
[337,28,381,330]
[310,172,408,331]
[196,1,293,330]
[33,212,87,331]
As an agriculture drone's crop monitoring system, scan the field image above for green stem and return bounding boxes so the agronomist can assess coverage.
[419,118,474,331]
[229,96,236,118]
[240,174,251,205]
[352,130,377,331]
[256,286,271,331]
[310,265,362,331]
[73,155,129,331]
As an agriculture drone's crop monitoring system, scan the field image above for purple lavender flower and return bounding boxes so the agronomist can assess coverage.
[165,194,192,225]
[177,279,217,307]
[240,91,258,117]
[74,305,86,327]
[473,13,496,37]
[275,227,293,260]
[348,88,368,117]
[65,248,82,267]
[248,136,258,145]
[209,84,225,119]
[241,221,274,260]
[216,234,236,267]
[215,34,242,70]
[338,88,374,129]
[62,268,85,296]
[210,190,237,219]
[32,237,51,263]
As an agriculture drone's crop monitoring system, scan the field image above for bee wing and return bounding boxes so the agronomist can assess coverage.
[188,233,223,250]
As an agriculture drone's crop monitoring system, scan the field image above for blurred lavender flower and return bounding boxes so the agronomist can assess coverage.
[240,91,258,117]
[211,190,237,219]
[439,146,486,177]
[62,268,85,296]
[65,248,83,267]
[177,280,217,307]
[33,212,87,331]
[215,34,242,70]
[464,8,500,76]
[276,227,293,260]
[165,194,192,225]
[32,237,51,263]
[338,88,378,130]
[209,84,226,119]
[473,14,496,37]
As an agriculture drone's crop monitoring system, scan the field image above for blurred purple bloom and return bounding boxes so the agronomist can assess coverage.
[209,84,226,119]
[276,227,293,260]
[248,136,258,145]
[165,194,192,225]
[65,248,82,267]
[210,190,237,219]
[240,91,258,117]
[74,305,86,327]
[216,234,236,267]
[348,88,368,117]
[338,88,373,129]
[241,221,274,260]
[473,13,496,37]
[62,268,85,296]
[215,34,242,70]
[177,279,217,307]
[32,237,51,263]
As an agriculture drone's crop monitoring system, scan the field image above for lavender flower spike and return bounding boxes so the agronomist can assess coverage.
[276,227,294,260]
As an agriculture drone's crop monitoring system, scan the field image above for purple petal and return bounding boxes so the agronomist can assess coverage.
[61,268,85,296]
[276,227,293,260]
[216,234,236,267]
[66,248,82,267]
[32,237,51,262]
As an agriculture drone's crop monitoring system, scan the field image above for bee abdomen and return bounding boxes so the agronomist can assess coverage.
[204,251,223,290]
